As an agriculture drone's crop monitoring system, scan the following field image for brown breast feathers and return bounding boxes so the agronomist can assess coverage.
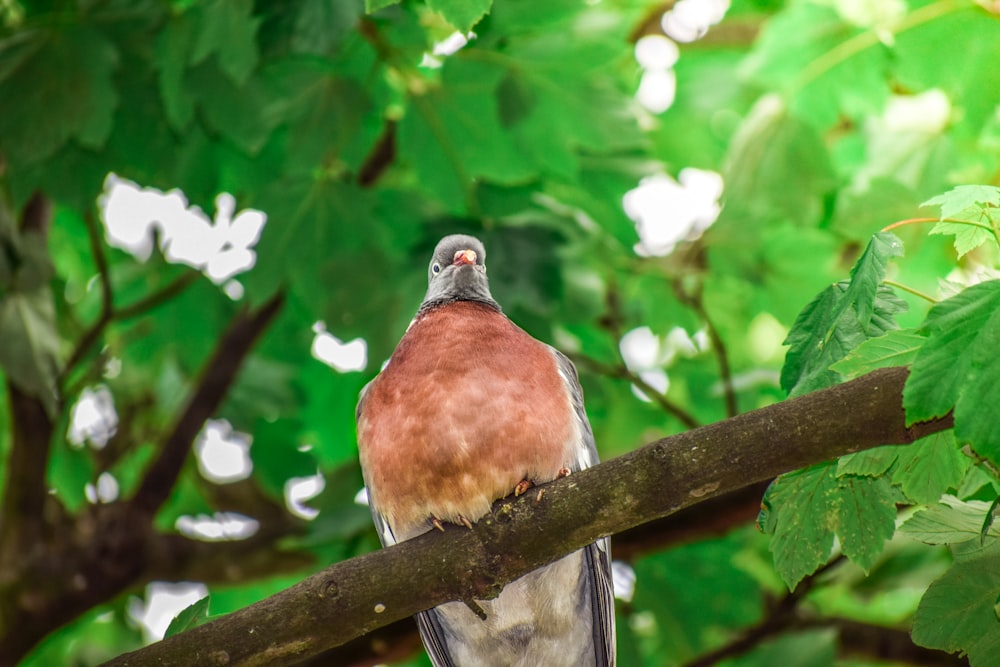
[357,301,579,539]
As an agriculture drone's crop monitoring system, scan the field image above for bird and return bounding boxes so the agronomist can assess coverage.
[355,234,616,667]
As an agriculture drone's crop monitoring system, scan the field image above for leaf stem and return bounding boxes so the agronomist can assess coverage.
[883,279,936,304]
[793,0,966,94]
[880,216,993,233]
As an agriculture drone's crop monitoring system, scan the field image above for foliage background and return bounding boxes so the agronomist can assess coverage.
[1,0,999,664]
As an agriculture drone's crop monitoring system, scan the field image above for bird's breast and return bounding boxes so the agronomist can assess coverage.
[357,302,580,540]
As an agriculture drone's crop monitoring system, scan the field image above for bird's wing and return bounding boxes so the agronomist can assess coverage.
[415,610,459,667]
[356,379,398,547]
[553,347,617,666]
[551,348,600,473]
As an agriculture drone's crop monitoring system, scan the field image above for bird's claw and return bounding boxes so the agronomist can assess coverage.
[431,515,474,531]
[557,467,571,478]
[513,479,533,496]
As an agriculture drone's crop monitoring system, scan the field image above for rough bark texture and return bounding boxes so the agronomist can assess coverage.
[105,366,952,666]
[0,291,287,665]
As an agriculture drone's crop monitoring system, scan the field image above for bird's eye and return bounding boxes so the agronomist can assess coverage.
[431,262,442,275]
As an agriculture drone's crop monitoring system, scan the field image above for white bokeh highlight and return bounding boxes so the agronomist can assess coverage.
[194,420,253,483]
[175,512,260,541]
[84,472,120,504]
[612,561,636,602]
[285,472,326,520]
[634,35,679,114]
[620,326,707,402]
[635,0,729,112]
[661,0,730,43]
[99,174,266,289]
[129,581,209,643]
[68,385,118,449]
[624,168,724,257]
[311,322,367,373]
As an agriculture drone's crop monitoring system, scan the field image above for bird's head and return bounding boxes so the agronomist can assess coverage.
[421,234,499,311]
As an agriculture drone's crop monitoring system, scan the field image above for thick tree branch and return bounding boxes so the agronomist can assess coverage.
[0,193,56,559]
[105,366,951,666]
[0,383,57,558]
[131,290,285,516]
[311,482,773,667]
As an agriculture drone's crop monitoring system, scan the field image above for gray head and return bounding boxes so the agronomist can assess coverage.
[420,234,500,312]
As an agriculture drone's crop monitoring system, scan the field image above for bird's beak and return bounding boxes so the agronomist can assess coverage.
[453,249,477,266]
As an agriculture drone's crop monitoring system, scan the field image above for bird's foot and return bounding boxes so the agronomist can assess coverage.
[431,515,475,531]
[513,479,533,496]
[557,467,571,478]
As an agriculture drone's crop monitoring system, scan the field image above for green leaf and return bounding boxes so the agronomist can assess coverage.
[781,232,906,397]
[842,232,905,328]
[764,464,837,589]
[185,64,280,155]
[828,328,925,377]
[0,25,119,165]
[903,280,1000,465]
[912,540,1000,666]
[397,58,535,208]
[743,3,888,130]
[834,474,896,572]
[426,0,492,32]
[722,95,836,224]
[983,496,1000,546]
[0,288,62,415]
[893,431,968,505]
[930,218,996,259]
[895,6,1000,135]
[837,446,899,478]
[765,463,896,587]
[365,0,401,12]
[922,185,1000,220]
[164,596,211,638]
[290,0,366,56]
[155,15,197,130]
[900,497,1000,545]
[923,185,1000,257]
[190,0,259,85]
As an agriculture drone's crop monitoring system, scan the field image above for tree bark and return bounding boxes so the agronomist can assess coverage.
[104,366,952,666]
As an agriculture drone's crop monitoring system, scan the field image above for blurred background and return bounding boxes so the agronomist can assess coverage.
[0,0,997,664]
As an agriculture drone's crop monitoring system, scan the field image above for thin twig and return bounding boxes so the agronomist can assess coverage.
[62,212,117,376]
[571,353,700,429]
[130,290,285,516]
[63,271,200,381]
[116,271,200,320]
[682,556,845,667]
[674,280,739,418]
[84,211,114,319]
[593,283,702,428]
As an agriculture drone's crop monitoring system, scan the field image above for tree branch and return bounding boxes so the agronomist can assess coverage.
[0,383,57,559]
[105,366,951,666]
[674,278,739,418]
[130,291,285,516]
[0,193,57,559]
[306,482,773,667]
[571,352,701,429]
[63,269,200,381]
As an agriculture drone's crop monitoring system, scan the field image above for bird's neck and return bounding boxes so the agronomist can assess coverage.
[417,295,502,316]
